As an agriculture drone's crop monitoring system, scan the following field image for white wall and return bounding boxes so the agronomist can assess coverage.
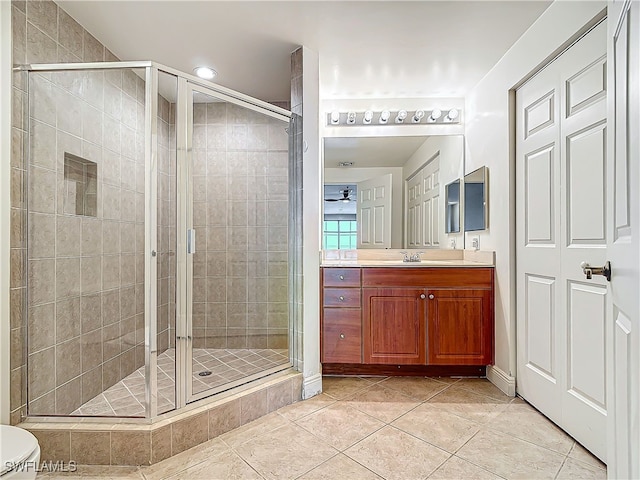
[464,1,606,387]
[403,135,465,248]
[301,47,322,398]
[1,0,12,424]
[324,166,404,248]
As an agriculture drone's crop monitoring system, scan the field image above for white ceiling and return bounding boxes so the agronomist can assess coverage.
[58,1,552,103]
[324,136,428,168]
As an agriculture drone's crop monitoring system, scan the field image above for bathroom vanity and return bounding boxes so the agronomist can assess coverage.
[320,251,495,376]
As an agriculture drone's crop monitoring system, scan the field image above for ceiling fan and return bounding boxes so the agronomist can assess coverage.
[324,188,353,203]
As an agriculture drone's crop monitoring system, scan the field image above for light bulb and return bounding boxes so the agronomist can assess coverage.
[429,109,442,122]
[346,112,356,124]
[363,110,373,124]
[412,110,425,123]
[446,109,459,121]
[395,110,407,123]
[330,111,340,124]
[379,110,390,124]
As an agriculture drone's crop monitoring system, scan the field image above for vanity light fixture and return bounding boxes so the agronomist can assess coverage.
[445,108,459,122]
[412,110,425,123]
[379,110,390,124]
[395,110,407,123]
[346,111,357,125]
[330,111,340,125]
[193,66,217,80]
[363,110,374,124]
[428,109,442,122]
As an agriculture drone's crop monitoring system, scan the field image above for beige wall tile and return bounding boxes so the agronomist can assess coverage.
[111,431,150,466]
[28,258,54,304]
[28,212,55,258]
[240,389,268,424]
[171,411,208,455]
[56,257,80,299]
[28,302,55,352]
[151,425,172,464]
[56,337,81,385]
[81,329,102,372]
[29,166,56,214]
[26,22,57,64]
[56,296,81,342]
[31,430,70,463]
[57,8,82,59]
[70,431,111,465]
[208,399,241,439]
[56,214,80,257]
[28,346,55,399]
[55,377,82,414]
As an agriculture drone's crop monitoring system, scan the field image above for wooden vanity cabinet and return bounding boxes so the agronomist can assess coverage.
[321,266,494,372]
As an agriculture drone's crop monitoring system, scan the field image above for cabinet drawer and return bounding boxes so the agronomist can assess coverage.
[323,288,361,307]
[322,268,361,287]
[322,309,362,364]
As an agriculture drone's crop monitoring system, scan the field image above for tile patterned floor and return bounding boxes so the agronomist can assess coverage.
[49,376,606,479]
[71,348,289,416]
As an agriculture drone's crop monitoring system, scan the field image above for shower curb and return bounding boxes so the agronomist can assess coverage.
[20,370,303,466]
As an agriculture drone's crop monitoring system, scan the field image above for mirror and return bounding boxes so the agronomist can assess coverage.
[323,135,464,249]
[464,166,488,231]
[445,179,461,234]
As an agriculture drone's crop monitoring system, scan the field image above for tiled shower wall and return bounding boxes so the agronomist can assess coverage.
[25,65,148,415]
[10,0,136,423]
[188,101,289,350]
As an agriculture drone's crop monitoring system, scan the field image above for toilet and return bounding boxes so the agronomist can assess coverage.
[0,426,40,479]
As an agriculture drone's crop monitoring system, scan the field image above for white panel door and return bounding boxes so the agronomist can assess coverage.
[607,2,640,478]
[357,174,392,249]
[422,155,440,247]
[517,21,608,460]
[406,172,422,247]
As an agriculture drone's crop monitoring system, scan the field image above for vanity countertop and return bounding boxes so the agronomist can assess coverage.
[320,249,495,268]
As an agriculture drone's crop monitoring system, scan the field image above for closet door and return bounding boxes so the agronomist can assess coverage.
[516,20,608,461]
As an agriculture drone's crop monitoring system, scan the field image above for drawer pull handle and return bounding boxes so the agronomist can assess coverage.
[340,333,345,339]
[339,296,345,301]
[420,294,426,299]
[429,294,435,300]
[339,275,345,280]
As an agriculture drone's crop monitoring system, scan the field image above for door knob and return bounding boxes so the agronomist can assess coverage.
[339,333,345,339]
[339,275,344,280]
[339,296,345,301]
[580,261,612,282]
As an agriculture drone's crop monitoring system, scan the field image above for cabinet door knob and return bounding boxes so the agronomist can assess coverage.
[339,296,345,301]
[429,294,435,299]
[420,294,426,299]
[339,275,344,280]
[339,333,345,339]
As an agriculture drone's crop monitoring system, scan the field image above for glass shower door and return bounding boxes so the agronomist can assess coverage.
[179,82,291,404]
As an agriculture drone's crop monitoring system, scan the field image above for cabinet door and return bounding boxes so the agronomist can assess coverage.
[427,289,493,365]
[363,288,427,364]
[322,309,362,363]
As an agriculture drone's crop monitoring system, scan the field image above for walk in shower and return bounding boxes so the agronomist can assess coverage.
[24,61,296,418]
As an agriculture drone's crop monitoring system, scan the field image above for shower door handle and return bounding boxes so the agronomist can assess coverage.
[187,229,196,254]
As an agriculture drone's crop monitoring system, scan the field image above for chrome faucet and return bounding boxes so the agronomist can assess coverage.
[400,251,424,262]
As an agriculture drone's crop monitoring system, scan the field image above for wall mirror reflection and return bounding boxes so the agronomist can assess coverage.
[323,135,464,249]
[464,166,489,231]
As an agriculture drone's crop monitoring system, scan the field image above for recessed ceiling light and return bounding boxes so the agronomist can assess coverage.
[193,66,217,80]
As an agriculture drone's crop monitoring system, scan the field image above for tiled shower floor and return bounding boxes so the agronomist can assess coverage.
[72,348,289,417]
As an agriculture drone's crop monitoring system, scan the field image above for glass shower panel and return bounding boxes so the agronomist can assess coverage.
[155,71,178,414]
[26,67,148,417]
[187,87,290,400]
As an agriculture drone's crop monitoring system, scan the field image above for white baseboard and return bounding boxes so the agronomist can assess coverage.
[487,365,516,397]
[302,373,323,399]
